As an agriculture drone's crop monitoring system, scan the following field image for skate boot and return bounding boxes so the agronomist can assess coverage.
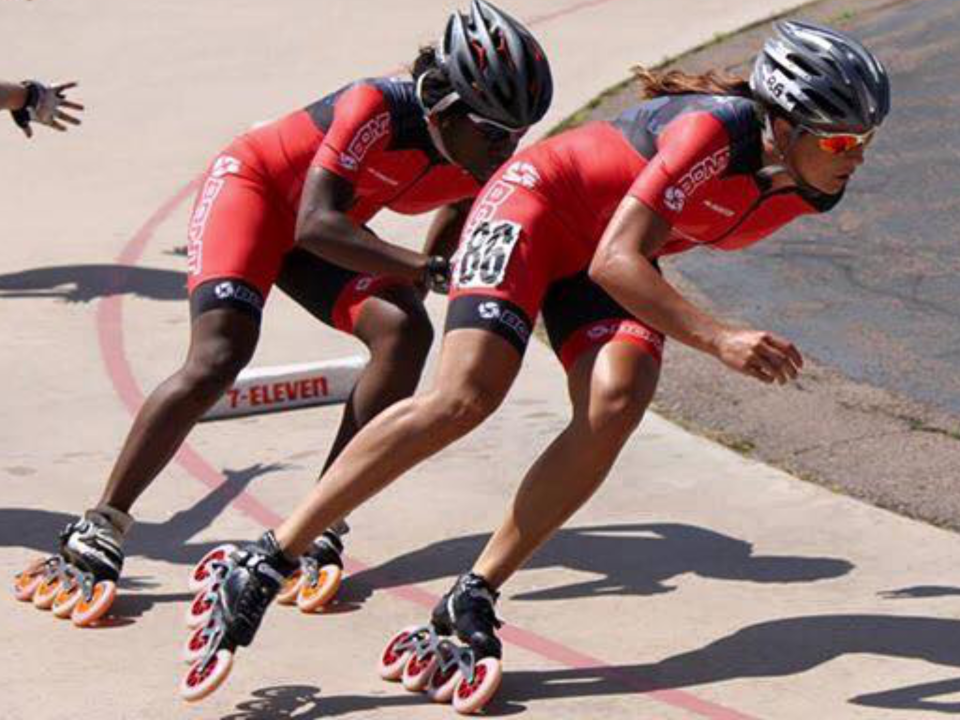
[180,530,298,702]
[379,572,504,714]
[276,526,345,612]
[14,506,131,627]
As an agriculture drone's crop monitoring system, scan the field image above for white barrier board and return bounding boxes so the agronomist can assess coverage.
[202,356,366,421]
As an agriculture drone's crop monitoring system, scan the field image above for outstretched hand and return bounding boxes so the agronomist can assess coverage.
[15,81,84,138]
[716,328,803,384]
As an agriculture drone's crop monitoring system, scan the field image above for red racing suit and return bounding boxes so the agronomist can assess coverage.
[446,93,842,368]
[186,77,479,330]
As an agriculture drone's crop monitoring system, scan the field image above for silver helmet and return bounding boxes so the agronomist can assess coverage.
[439,0,553,129]
[750,20,890,131]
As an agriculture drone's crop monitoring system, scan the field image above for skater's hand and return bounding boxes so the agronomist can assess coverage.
[715,328,802,384]
[13,81,85,138]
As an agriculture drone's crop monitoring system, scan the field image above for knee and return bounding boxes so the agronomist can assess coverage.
[367,303,434,363]
[587,379,654,442]
[426,386,503,437]
[180,341,252,398]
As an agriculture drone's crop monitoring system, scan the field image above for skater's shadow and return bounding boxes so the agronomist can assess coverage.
[879,585,960,600]
[1,462,289,566]
[487,614,960,715]
[341,522,852,606]
[278,614,960,716]
[0,264,186,303]
[218,684,425,720]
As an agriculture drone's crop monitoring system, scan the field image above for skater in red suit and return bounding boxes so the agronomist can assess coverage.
[187,20,889,713]
[15,0,552,629]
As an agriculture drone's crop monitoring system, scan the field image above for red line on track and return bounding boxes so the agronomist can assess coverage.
[92,2,761,716]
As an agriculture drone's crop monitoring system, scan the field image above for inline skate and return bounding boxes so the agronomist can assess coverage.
[180,531,298,701]
[378,573,503,714]
[13,507,130,627]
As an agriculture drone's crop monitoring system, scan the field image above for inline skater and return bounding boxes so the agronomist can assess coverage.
[15,0,553,630]
[186,19,886,713]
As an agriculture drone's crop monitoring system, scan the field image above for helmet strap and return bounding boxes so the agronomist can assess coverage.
[758,114,820,195]
[415,72,460,164]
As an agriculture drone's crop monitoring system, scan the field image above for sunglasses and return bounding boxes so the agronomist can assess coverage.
[806,127,877,155]
[466,113,527,143]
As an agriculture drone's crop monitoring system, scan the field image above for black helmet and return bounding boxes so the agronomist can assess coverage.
[439,0,553,129]
[750,20,890,132]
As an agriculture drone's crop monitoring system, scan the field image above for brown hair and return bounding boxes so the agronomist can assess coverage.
[631,65,752,100]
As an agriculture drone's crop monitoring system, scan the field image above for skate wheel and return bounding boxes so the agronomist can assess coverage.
[426,656,461,704]
[276,568,303,606]
[377,626,420,681]
[72,581,117,627]
[185,584,219,628]
[402,650,439,692]
[180,649,234,702]
[188,544,237,593]
[13,567,45,602]
[51,582,83,619]
[32,576,61,610]
[452,657,502,715]
[182,621,218,664]
[297,565,342,613]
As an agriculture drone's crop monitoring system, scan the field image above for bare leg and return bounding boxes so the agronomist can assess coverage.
[319,286,433,475]
[472,342,660,588]
[274,329,522,556]
[98,308,259,513]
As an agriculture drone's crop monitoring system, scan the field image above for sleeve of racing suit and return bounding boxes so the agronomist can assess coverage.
[626,111,732,224]
[310,84,393,182]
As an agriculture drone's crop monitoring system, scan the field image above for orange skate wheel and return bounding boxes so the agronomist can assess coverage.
[296,565,342,613]
[13,566,45,602]
[32,576,61,610]
[276,568,303,606]
[51,582,83,618]
[72,581,116,627]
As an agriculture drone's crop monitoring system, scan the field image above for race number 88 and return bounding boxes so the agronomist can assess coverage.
[454,220,522,289]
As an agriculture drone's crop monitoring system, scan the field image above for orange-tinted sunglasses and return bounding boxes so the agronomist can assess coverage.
[807,127,877,155]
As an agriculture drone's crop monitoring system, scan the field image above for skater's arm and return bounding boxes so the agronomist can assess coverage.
[589,196,802,384]
[422,198,472,260]
[0,81,28,112]
[294,167,432,282]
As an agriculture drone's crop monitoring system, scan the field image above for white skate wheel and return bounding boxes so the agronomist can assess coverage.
[401,650,439,692]
[185,585,219,629]
[182,621,218,664]
[188,544,237,593]
[180,649,234,702]
[427,660,461,704]
[452,657,502,715]
[377,626,420,681]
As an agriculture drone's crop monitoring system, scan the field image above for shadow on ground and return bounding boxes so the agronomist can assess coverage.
[0,264,185,303]
[1,462,288,566]
[220,614,960,718]
[341,522,854,606]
